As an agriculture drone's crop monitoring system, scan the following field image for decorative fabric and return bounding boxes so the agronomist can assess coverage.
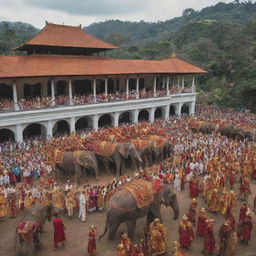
[17,221,37,243]
[148,135,165,148]
[123,178,154,208]
[93,141,117,156]
[54,150,64,164]
[73,150,84,166]
[131,139,150,151]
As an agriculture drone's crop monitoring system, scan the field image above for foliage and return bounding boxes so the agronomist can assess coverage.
[0,1,256,111]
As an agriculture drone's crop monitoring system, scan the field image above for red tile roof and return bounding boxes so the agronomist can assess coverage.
[14,23,118,51]
[0,55,207,79]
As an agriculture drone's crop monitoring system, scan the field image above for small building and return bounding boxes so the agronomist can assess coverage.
[0,23,207,142]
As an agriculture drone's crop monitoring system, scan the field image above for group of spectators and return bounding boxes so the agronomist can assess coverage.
[0,87,192,113]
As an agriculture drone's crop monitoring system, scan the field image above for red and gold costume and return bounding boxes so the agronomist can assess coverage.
[189,176,199,198]
[172,241,185,256]
[117,243,126,256]
[148,218,167,255]
[239,203,249,222]
[179,215,194,249]
[203,219,215,254]
[120,233,132,256]
[87,225,97,256]
[238,211,253,244]
[197,207,208,236]
[219,221,232,256]
[219,189,229,215]
[0,192,7,218]
[9,195,17,217]
[208,189,219,212]
[187,198,197,226]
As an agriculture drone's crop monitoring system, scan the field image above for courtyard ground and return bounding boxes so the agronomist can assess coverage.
[1,172,256,256]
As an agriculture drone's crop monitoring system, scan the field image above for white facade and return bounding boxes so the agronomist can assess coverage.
[0,93,196,142]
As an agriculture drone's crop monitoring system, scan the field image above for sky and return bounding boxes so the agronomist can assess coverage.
[0,0,233,28]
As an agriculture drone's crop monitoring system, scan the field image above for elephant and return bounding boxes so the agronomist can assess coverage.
[14,203,53,256]
[219,123,237,139]
[99,180,179,241]
[190,120,216,134]
[56,151,99,183]
[96,142,142,176]
[131,139,155,168]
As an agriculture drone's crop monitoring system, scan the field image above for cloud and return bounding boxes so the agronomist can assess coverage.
[24,0,146,16]
[0,0,233,28]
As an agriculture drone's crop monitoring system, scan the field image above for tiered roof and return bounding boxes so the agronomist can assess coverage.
[14,23,118,53]
[0,23,207,79]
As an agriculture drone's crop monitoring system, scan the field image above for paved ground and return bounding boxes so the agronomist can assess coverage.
[1,173,256,256]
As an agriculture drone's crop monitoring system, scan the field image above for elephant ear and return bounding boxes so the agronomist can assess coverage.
[119,146,129,159]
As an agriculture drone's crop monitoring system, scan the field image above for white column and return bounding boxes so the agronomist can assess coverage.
[177,76,180,91]
[93,79,97,100]
[68,80,73,105]
[51,80,55,106]
[164,105,170,120]
[176,102,182,117]
[190,101,196,116]
[70,117,75,133]
[16,124,23,142]
[93,114,99,130]
[166,76,170,95]
[136,77,139,99]
[132,109,139,123]
[12,82,19,110]
[182,77,185,90]
[104,77,108,96]
[114,112,119,127]
[192,76,195,92]
[126,78,129,99]
[47,120,53,139]
[153,76,157,97]
[150,108,155,123]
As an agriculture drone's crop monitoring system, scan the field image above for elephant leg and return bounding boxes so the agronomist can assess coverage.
[108,221,121,241]
[115,159,121,176]
[126,219,136,241]
[75,165,83,184]
[149,204,162,222]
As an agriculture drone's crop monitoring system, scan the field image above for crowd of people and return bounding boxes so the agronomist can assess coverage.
[0,105,256,255]
[0,86,192,113]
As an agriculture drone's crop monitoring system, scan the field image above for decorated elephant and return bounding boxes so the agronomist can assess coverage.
[56,151,99,183]
[147,135,174,163]
[14,203,53,256]
[99,178,179,241]
[190,120,216,134]
[131,139,156,168]
[93,141,142,176]
[219,123,246,140]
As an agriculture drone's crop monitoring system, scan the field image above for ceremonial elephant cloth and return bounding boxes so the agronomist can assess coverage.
[54,150,64,164]
[122,178,154,208]
[17,221,38,243]
[148,136,165,148]
[131,139,151,151]
[93,141,117,156]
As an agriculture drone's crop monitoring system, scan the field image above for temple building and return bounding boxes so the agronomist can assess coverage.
[0,23,207,142]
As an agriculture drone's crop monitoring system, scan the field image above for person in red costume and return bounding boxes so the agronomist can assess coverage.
[203,219,215,255]
[189,174,199,198]
[187,198,197,226]
[238,210,253,245]
[239,202,249,222]
[87,225,97,255]
[53,212,66,249]
[179,215,194,250]
[218,221,232,256]
[197,207,208,236]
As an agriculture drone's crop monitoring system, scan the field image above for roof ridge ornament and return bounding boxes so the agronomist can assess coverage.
[171,52,176,58]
